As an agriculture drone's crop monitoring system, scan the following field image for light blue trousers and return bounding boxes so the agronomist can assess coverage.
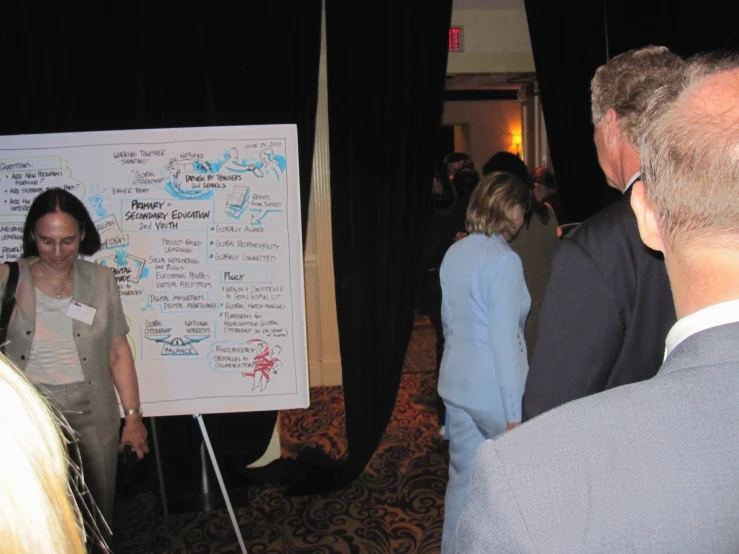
[441,401,506,554]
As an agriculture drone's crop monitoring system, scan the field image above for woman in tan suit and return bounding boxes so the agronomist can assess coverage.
[0,187,148,531]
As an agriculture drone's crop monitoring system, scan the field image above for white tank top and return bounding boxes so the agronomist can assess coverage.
[25,288,86,385]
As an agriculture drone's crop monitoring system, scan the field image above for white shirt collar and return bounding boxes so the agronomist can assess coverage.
[623,171,641,192]
[664,298,739,359]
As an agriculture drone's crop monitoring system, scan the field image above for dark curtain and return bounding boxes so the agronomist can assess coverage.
[522,1,609,223]
[282,0,453,494]
[3,2,321,505]
[524,0,738,223]
[603,1,737,58]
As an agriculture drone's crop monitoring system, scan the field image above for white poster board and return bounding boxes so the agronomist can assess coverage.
[0,125,309,416]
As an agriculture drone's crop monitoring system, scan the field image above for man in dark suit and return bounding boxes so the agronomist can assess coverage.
[522,46,682,421]
[453,50,739,553]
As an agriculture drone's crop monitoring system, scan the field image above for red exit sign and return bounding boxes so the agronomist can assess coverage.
[449,27,464,52]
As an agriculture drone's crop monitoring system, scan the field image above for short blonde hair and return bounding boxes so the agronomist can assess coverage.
[0,353,87,554]
[639,52,739,248]
[466,172,530,238]
[591,45,685,145]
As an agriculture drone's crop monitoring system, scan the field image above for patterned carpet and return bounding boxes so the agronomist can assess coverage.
[112,324,448,553]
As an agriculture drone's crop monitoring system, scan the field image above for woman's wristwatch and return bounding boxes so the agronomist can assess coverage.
[124,407,144,417]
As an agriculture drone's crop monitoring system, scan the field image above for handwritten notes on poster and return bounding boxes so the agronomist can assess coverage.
[0,125,309,416]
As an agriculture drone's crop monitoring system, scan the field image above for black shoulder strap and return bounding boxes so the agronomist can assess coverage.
[0,261,20,353]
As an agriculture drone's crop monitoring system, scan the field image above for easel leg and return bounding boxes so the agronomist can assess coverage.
[194,414,248,554]
[149,417,169,518]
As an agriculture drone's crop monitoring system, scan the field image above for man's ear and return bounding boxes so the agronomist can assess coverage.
[604,108,620,144]
[630,180,664,252]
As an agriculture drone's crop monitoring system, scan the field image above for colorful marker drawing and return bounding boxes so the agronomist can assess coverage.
[241,340,282,391]
[166,159,215,200]
[88,185,108,217]
[221,148,262,176]
[98,250,147,283]
[225,185,250,219]
[256,148,285,181]
[145,334,210,356]
[249,208,281,226]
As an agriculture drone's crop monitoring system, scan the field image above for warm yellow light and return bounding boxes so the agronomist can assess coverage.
[511,132,522,157]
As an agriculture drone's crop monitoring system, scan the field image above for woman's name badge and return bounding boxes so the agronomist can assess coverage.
[65,300,97,325]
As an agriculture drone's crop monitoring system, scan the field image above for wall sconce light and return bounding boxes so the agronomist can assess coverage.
[511,133,522,158]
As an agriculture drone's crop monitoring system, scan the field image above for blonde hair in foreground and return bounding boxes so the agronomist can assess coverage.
[0,353,86,554]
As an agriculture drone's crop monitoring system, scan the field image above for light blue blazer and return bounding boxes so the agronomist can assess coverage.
[437,233,530,422]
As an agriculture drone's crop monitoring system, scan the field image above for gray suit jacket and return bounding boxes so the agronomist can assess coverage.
[453,321,739,553]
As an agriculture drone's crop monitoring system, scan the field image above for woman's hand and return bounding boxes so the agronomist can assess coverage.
[506,422,521,431]
[120,415,149,459]
[110,334,148,459]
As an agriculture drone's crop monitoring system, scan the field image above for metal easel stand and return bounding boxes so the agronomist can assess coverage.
[148,415,247,553]
[195,413,248,554]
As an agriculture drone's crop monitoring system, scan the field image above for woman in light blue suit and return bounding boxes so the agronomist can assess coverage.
[438,171,531,553]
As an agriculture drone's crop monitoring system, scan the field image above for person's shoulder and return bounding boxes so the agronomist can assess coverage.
[545,203,560,226]
[521,211,559,241]
[442,233,467,257]
[569,195,633,238]
[480,243,523,276]
[0,258,24,285]
[496,375,664,458]
[76,258,102,271]
[76,258,115,282]
[479,384,654,486]
[440,234,466,272]
[496,348,738,478]
[480,236,518,259]
[564,194,638,258]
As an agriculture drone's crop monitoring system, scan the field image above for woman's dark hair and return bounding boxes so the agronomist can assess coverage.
[443,152,474,172]
[433,163,458,211]
[481,151,549,227]
[453,166,480,195]
[23,188,102,257]
[532,166,557,192]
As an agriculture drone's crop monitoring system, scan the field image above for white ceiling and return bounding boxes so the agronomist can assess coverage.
[452,0,524,9]
[445,72,535,91]
[448,0,531,91]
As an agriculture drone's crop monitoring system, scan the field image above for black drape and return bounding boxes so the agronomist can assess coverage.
[523,1,609,223]
[282,0,453,493]
[524,0,738,223]
[3,1,321,504]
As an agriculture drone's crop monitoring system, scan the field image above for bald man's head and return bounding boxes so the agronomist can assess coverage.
[639,53,739,249]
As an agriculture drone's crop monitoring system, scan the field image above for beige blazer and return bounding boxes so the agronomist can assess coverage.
[1,257,129,445]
